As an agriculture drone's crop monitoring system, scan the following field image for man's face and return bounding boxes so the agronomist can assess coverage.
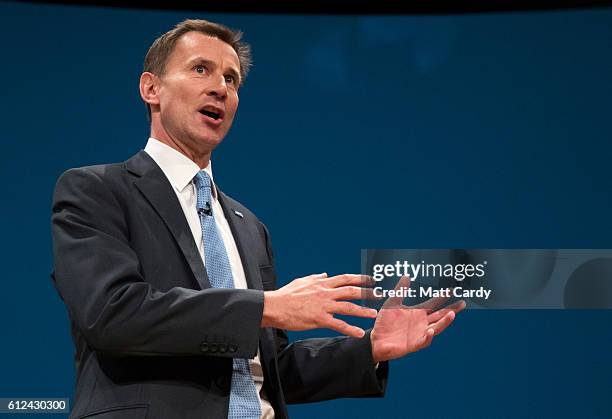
[154,32,241,153]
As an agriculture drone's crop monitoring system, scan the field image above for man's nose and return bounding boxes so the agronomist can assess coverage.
[206,75,228,99]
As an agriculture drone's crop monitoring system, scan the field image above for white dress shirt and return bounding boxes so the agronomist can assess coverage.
[144,138,274,419]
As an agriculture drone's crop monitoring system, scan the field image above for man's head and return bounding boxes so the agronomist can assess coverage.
[140,19,252,164]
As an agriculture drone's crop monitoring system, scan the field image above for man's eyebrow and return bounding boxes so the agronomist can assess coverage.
[187,57,215,68]
[187,57,241,83]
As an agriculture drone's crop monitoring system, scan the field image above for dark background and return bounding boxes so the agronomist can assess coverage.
[1,1,611,417]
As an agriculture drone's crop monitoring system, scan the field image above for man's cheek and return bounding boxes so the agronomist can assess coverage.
[224,114,235,128]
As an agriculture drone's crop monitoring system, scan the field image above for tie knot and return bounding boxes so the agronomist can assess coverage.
[194,170,212,190]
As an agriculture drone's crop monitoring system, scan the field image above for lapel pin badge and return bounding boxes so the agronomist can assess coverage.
[233,209,244,219]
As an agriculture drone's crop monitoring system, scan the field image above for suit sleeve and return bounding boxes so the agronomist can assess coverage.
[258,224,389,402]
[51,167,264,358]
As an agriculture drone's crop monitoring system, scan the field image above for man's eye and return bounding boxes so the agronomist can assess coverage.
[195,65,206,74]
[225,75,236,84]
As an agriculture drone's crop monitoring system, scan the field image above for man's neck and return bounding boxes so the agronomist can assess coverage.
[149,133,211,169]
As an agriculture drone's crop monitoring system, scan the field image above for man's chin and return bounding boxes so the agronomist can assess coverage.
[191,133,225,152]
[200,135,224,147]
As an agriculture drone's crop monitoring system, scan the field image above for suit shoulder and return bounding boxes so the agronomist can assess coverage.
[54,149,147,191]
[53,159,132,207]
[56,161,126,184]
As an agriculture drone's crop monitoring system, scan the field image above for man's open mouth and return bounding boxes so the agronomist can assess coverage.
[199,105,224,121]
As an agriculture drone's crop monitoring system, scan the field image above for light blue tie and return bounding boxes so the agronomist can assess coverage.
[194,171,261,419]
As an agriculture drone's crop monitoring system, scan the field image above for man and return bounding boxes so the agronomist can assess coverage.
[51,19,464,419]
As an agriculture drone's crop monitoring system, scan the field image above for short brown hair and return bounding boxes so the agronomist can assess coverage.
[142,19,252,121]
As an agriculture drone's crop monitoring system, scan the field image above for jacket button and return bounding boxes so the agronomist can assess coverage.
[209,343,218,353]
[228,344,238,353]
[218,343,228,353]
[200,343,209,353]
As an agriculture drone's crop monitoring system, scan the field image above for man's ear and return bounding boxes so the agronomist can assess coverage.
[140,72,160,107]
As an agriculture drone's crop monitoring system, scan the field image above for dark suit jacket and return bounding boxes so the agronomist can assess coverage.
[51,150,388,419]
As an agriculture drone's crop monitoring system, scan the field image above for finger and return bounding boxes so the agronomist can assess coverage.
[412,295,449,312]
[331,301,378,319]
[309,272,328,279]
[382,275,411,308]
[427,300,466,323]
[331,286,379,300]
[327,274,375,288]
[360,287,383,300]
[450,299,467,312]
[326,317,366,338]
[430,311,456,336]
[417,327,435,350]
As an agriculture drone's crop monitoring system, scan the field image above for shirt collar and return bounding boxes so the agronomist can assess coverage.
[143,137,217,197]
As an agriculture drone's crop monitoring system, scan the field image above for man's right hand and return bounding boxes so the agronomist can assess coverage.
[261,273,378,338]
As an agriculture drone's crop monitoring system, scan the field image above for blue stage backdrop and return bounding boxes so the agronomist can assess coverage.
[1,2,611,418]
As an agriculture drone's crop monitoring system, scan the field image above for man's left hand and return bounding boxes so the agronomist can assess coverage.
[370,276,466,363]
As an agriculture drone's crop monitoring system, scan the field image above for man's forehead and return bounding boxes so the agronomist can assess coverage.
[173,32,240,69]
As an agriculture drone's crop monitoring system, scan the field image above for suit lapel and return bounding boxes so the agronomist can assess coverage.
[127,151,211,289]
[218,191,264,292]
